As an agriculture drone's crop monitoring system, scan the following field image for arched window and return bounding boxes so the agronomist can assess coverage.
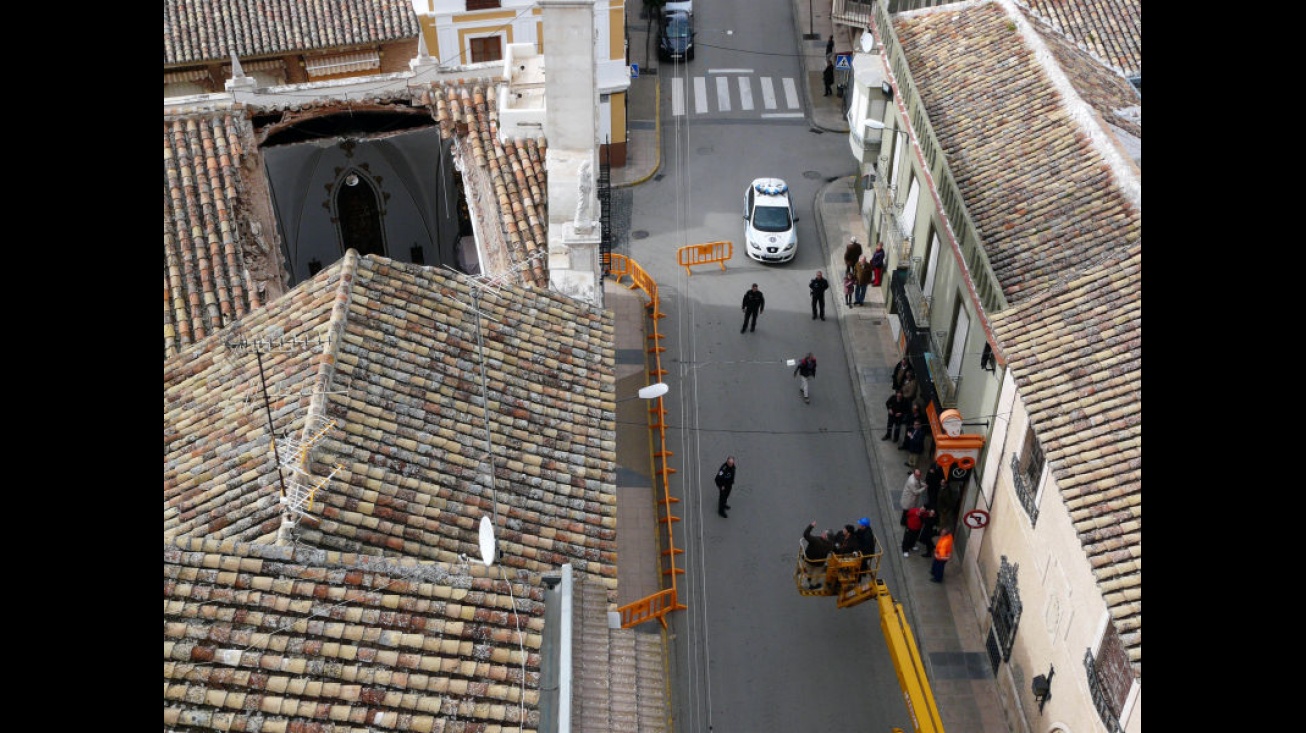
[336,171,386,257]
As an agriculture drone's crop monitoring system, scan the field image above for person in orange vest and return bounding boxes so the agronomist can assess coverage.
[930,527,954,583]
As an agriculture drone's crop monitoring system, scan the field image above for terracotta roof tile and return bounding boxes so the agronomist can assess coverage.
[164,81,550,357]
[894,2,1139,305]
[164,0,420,67]
[1016,0,1141,79]
[896,0,1140,673]
[164,537,543,730]
[164,252,620,592]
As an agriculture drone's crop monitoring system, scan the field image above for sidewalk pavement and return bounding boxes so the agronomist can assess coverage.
[611,6,1011,732]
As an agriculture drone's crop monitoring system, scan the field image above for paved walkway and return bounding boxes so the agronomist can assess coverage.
[611,6,1012,732]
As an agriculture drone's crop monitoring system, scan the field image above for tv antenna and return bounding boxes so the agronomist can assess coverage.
[223,326,336,504]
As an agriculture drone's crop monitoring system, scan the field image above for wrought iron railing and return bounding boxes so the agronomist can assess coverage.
[1083,650,1126,733]
[1008,453,1040,524]
[987,556,1021,664]
[598,137,613,274]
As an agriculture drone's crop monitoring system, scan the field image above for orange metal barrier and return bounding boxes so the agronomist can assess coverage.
[611,255,685,629]
[675,240,733,277]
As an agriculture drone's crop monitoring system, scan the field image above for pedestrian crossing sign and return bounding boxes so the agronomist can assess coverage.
[834,53,852,70]
[630,63,639,78]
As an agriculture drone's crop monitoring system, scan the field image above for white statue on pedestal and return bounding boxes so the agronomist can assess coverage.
[574,160,596,233]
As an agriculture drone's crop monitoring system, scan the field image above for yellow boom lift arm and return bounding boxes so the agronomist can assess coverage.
[795,542,945,733]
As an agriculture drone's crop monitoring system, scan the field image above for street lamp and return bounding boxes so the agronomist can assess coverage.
[617,382,670,403]
[637,382,669,400]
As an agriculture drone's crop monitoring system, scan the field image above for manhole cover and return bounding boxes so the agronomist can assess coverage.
[632,231,650,239]
[802,171,823,180]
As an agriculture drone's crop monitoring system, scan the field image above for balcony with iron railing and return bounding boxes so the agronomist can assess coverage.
[868,159,912,264]
[832,0,951,28]
[1008,453,1040,524]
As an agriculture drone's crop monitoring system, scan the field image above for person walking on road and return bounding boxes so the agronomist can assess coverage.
[794,352,817,404]
[714,456,737,518]
[842,237,863,278]
[741,283,765,333]
[826,34,835,60]
[823,61,835,97]
[809,271,830,320]
[931,528,954,582]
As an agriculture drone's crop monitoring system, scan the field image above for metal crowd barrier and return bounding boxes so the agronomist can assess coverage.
[610,254,686,628]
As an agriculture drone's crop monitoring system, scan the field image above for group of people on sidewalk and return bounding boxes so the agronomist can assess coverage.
[898,465,954,582]
[842,238,885,307]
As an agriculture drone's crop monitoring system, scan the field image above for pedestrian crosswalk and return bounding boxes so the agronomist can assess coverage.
[668,71,805,118]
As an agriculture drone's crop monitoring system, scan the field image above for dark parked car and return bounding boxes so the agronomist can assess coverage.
[658,10,695,62]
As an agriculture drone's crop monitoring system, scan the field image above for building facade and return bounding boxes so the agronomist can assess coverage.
[840,1,1141,730]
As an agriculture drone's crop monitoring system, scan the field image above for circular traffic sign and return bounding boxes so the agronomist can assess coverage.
[963,509,990,529]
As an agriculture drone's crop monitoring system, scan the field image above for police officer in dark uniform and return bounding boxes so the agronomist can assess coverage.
[714,456,737,517]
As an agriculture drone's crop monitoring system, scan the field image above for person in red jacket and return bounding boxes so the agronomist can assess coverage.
[931,528,954,583]
[900,505,934,557]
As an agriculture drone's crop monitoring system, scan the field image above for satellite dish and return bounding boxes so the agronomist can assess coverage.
[637,382,670,399]
[478,515,497,567]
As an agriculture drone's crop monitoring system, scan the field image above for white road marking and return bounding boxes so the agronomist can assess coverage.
[716,76,731,112]
[694,76,708,114]
[737,77,753,111]
[782,78,800,108]
[672,76,685,117]
[760,77,777,109]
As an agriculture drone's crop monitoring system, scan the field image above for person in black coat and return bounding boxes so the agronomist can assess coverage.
[882,389,910,442]
[714,456,736,517]
[823,61,835,96]
[900,402,926,450]
[891,355,913,391]
[803,521,835,560]
[741,283,765,333]
[809,271,830,320]
[924,463,945,509]
[904,420,928,468]
[918,509,940,558]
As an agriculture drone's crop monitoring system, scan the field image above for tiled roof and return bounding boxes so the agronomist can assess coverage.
[164,109,286,356]
[163,536,547,731]
[893,1,1140,306]
[895,1,1140,674]
[990,245,1140,671]
[1016,0,1141,79]
[163,82,550,358]
[164,251,620,594]
[163,0,420,67]
[1020,3,1140,139]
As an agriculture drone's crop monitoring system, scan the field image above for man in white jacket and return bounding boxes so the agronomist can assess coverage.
[899,469,926,526]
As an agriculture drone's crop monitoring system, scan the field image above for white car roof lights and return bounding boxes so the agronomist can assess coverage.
[753,179,788,196]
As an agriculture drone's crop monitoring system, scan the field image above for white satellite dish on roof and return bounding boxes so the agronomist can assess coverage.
[478,515,497,567]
